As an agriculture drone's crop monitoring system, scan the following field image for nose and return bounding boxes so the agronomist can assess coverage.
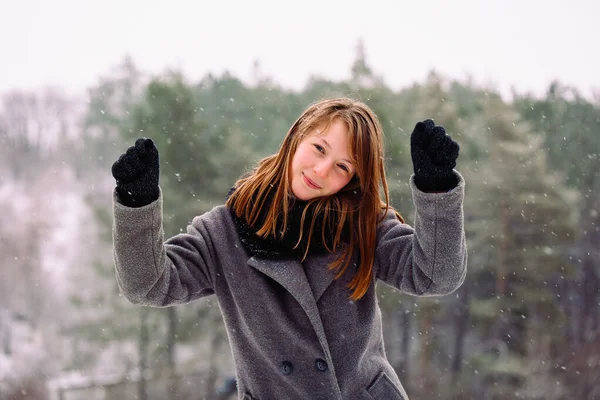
[313,161,332,178]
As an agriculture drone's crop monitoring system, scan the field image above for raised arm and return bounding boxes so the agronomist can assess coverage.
[111,138,217,307]
[375,120,467,296]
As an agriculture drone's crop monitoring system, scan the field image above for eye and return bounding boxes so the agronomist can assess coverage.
[338,164,350,173]
[313,144,325,154]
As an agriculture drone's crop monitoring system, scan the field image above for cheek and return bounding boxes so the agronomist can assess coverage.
[294,147,312,167]
[290,149,303,170]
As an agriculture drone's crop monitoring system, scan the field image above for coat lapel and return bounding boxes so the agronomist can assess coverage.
[246,256,333,359]
[303,252,337,302]
[248,255,312,300]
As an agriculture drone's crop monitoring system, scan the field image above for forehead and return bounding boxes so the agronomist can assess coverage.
[309,119,349,142]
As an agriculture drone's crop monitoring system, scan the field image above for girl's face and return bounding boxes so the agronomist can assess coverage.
[290,119,355,200]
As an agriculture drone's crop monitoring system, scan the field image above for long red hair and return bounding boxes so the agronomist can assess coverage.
[226,98,403,300]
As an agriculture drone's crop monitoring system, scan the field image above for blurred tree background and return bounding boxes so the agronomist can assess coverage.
[0,45,599,399]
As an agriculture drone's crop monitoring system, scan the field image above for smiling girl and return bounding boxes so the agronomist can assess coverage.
[111,97,467,399]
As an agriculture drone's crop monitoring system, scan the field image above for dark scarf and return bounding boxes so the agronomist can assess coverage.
[227,188,349,260]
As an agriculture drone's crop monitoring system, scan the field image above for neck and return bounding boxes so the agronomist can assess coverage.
[228,187,344,259]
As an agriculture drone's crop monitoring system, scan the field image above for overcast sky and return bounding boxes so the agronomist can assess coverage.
[1,0,598,99]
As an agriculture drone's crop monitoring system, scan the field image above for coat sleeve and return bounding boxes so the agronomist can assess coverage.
[112,187,219,307]
[374,171,467,296]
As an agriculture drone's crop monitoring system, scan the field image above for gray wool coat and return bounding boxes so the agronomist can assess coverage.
[112,173,467,400]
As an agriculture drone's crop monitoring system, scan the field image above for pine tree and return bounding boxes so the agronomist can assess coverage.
[467,94,577,398]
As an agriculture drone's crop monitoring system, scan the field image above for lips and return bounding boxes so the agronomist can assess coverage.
[303,173,321,189]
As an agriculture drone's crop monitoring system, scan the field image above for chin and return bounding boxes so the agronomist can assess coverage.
[294,191,313,201]
[291,184,313,201]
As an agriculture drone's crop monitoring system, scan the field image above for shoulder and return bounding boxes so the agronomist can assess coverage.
[187,205,246,256]
[378,207,406,227]
[191,205,236,232]
[376,207,413,241]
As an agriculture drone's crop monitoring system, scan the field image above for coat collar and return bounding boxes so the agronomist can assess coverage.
[246,256,314,306]
[246,253,338,304]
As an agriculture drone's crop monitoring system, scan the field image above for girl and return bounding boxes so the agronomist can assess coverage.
[111,98,467,399]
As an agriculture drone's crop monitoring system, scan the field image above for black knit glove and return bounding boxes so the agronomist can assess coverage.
[410,119,460,192]
[111,138,160,207]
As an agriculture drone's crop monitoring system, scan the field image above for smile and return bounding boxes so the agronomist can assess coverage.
[303,174,321,190]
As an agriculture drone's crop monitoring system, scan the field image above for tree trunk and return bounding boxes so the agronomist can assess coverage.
[166,307,177,367]
[578,169,600,345]
[451,286,470,377]
[138,308,149,400]
[166,307,178,398]
[1,310,10,356]
[579,260,599,343]
[497,206,509,296]
[398,309,412,383]
[205,313,227,400]
[419,307,433,384]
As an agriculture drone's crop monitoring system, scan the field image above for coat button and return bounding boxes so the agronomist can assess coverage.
[315,358,328,372]
[280,361,293,375]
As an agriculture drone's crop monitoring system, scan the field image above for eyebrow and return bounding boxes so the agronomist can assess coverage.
[320,138,353,165]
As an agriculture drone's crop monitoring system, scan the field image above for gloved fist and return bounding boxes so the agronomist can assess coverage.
[410,119,459,192]
[111,138,160,207]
